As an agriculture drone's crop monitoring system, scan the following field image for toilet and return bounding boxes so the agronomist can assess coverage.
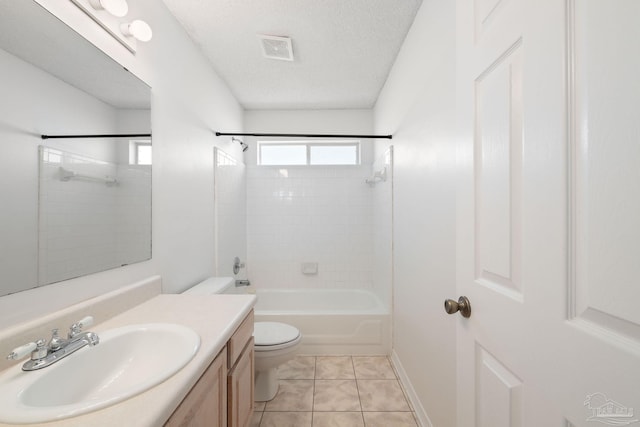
[182,277,301,401]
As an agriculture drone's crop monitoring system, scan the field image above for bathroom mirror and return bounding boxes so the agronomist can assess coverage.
[0,0,151,296]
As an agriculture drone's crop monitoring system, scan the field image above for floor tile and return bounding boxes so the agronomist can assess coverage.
[357,380,411,411]
[314,380,361,411]
[256,356,419,427]
[279,356,316,379]
[265,380,314,411]
[316,356,355,379]
[353,356,396,379]
[260,411,312,427]
[362,412,418,427]
[250,410,263,427]
[396,378,415,411]
[313,412,365,427]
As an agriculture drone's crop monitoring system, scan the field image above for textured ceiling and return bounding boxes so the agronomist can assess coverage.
[161,0,422,110]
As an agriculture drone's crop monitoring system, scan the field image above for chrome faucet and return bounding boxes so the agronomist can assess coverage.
[6,316,100,371]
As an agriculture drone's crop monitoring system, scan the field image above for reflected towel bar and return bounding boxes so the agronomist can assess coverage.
[59,167,118,186]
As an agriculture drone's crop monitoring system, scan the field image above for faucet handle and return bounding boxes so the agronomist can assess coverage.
[6,342,37,361]
[48,328,65,351]
[69,316,94,338]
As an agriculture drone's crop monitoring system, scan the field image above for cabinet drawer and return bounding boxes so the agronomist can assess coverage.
[228,310,253,367]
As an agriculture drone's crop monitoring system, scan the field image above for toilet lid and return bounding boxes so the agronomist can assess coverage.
[254,322,300,346]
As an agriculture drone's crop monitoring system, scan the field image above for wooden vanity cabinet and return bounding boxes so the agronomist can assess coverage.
[227,312,254,427]
[164,310,254,427]
[164,348,227,427]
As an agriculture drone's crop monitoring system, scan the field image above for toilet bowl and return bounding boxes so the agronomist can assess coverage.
[182,277,302,401]
[254,321,302,401]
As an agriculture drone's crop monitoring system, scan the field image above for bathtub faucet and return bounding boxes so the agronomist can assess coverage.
[235,279,251,287]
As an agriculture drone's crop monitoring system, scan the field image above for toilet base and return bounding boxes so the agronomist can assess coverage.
[255,367,279,401]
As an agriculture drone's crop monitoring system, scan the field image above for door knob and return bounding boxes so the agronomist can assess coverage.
[444,296,471,318]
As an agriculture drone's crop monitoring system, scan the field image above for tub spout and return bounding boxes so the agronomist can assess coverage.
[235,279,251,287]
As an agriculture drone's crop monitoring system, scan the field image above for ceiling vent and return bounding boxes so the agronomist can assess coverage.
[258,34,294,61]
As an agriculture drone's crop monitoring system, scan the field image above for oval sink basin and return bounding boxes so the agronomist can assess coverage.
[0,323,200,424]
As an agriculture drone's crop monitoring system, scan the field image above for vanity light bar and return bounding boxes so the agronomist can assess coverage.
[41,133,151,139]
[215,132,393,139]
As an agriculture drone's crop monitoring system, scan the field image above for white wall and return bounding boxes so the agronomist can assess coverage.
[373,0,457,425]
[0,0,244,327]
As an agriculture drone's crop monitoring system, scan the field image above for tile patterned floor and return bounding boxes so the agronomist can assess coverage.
[251,356,418,427]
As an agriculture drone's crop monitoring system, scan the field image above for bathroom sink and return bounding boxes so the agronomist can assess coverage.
[0,323,200,424]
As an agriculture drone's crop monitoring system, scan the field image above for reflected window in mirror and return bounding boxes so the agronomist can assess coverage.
[131,140,152,165]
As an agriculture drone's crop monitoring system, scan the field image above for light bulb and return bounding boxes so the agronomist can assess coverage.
[88,0,129,18]
[120,20,153,42]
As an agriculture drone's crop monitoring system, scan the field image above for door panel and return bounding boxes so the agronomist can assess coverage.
[475,43,523,298]
[571,0,640,343]
[457,0,640,426]
[476,345,523,427]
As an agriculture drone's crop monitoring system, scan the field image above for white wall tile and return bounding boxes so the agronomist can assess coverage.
[213,148,247,277]
[38,148,151,285]
[246,164,381,290]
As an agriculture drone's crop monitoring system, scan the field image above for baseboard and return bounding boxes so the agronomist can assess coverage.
[390,350,434,427]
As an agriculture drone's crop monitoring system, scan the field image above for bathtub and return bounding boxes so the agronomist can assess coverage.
[252,289,391,355]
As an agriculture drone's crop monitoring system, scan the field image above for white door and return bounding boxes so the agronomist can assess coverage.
[455,0,640,426]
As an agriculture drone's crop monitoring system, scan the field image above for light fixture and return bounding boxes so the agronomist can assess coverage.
[88,0,129,18]
[120,20,153,42]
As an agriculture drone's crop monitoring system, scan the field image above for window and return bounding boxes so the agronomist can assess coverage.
[258,141,360,166]
[130,140,152,165]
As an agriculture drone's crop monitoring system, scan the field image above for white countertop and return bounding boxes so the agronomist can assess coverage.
[0,293,256,427]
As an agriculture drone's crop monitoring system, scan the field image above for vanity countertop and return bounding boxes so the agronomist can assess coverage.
[0,293,256,427]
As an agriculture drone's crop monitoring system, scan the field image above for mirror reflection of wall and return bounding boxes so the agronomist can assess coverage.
[0,0,151,297]
[38,146,151,285]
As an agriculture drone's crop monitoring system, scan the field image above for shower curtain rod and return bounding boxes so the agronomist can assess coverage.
[215,132,392,139]
[41,133,151,139]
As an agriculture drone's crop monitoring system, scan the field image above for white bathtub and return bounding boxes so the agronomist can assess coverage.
[253,289,391,355]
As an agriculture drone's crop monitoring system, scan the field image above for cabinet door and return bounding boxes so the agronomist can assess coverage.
[227,338,254,427]
[165,348,227,427]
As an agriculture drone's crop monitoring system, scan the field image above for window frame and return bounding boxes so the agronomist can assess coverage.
[257,140,361,166]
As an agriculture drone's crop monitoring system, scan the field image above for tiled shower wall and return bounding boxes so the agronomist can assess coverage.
[38,147,151,285]
[114,166,152,266]
[213,148,247,277]
[246,165,374,290]
[372,147,393,308]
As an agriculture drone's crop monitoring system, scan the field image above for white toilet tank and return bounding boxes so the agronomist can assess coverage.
[182,277,239,295]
